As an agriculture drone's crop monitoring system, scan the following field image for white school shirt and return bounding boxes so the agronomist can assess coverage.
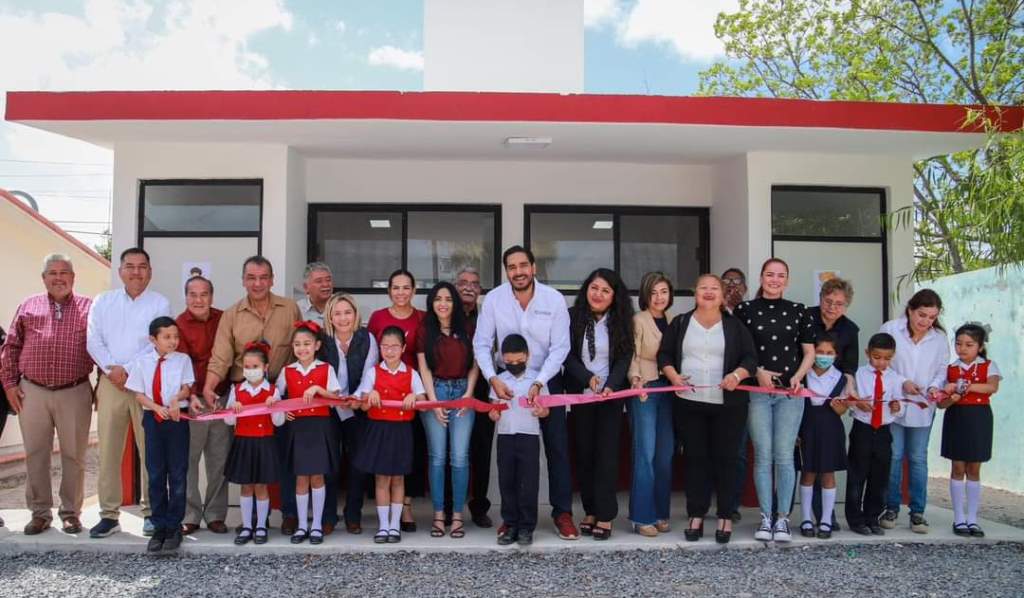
[805,366,843,407]
[581,314,610,391]
[275,359,344,419]
[332,334,379,421]
[87,288,171,374]
[125,348,195,410]
[353,360,427,398]
[880,318,951,427]
[851,365,905,427]
[951,357,1001,378]
[473,281,571,387]
[224,379,285,427]
[678,317,725,405]
[490,369,546,436]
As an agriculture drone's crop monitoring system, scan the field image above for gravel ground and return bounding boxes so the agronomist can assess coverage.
[1,542,1023,597]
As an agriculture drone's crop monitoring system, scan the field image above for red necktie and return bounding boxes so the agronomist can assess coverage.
[871,369,884,429]
[153,356,166,423]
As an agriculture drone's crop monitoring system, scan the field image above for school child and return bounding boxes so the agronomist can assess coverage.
[798,333,850,539]
[939,323,1001,538]
[490,334,550,547]
[276,321,343,545]
[125,316,195,553]
[845,332,917,536]
[223,341,284,545]
[352,325,427,544]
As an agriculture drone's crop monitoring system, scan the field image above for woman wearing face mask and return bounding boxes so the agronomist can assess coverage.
[877,289,950,534]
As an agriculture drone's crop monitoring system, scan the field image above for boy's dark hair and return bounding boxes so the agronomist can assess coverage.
[120,246,151,264]
[502,245,535,268]
[149,316,177,337]
[814,331,839,351]
[380,325,406,345]
[501,333,529,355]
[867,332,896,352]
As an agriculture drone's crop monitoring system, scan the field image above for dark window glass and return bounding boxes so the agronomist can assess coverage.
[408,211,496,288]
[317,211,402,289]
[530,212,614,291]
[142,182,261,233]
[620,213,703,290]
[772,188,882,238]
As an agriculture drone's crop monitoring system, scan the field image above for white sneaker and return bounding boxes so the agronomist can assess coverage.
[774,517,792,542]
[754,512,773,541]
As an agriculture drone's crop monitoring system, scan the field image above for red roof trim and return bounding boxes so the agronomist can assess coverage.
[0,188,111,268]
[5,91,1022,133]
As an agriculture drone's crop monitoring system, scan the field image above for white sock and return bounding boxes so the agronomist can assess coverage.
[256,499,270,530]
[966,480,982,525]
[296,493,309,533]
[377,505,390,532]
[821,488,837,528]
[311,486,326,532]
[240,495,254,530]
[389,503,403,531]
[800,485,814,524]
[950,479,966,524]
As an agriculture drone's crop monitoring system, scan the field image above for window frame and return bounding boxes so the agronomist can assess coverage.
[137,178,264,250]
[307,203,503,294]
[523,204,710,297]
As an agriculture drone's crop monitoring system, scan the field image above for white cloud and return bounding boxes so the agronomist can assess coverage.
[584,0,624,28]
[585,0,738,63]
[367,45,423,71]
[335,20,347,34]
[308,32,320,46]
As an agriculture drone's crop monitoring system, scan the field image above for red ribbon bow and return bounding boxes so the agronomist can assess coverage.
[244,340,272,355]
[293,320,322,335]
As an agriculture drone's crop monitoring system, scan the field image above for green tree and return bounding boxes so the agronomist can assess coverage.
[699,0,1024,285]
[94,228,112,261]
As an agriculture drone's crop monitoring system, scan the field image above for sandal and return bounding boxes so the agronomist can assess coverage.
[592,525,612,541]
[816,522,833,539]
[309,529,324,545]
[234,527,253,545]
[430,518,446,538]
[579,519,595,536]
[450,518,465,539]
[800,520,816,538]
[254,527,268,545]
[374,529,389,544]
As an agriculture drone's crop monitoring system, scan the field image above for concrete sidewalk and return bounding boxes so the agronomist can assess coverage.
[2,495,1022,555]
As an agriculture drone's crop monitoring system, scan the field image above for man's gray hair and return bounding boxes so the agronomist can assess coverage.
[41,253,73,275]
[303,261,333,280]
[455,266,480,279]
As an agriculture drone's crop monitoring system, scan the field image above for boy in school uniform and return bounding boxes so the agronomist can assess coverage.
[126,316,195,553]
[845,332,916,536]
[489,334,550,546]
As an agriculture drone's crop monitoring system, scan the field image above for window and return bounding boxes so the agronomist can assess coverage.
[140,180,262,234]
[525,205,709,294]
[309,204,501,292]
[772,186,884,238]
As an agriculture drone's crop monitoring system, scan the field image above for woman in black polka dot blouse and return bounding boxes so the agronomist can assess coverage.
[734,258,815,543]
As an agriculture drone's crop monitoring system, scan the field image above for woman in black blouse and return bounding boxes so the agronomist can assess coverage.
[564,268,634,540]
[734,258,815,543]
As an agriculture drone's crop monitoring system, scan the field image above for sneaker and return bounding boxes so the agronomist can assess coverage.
[497,527,518,545]
[773,517,792,542]
[850,523,872,536]
[910,513,929,534]
[142,517,156,537]
[146,529,166,553]
[162,529,183,551]
[878,510,898,529]
[89,518,121,539]
[754,513,773,541]
[554,513,578,540]
[869,524,885,536]
[517,530,534,546]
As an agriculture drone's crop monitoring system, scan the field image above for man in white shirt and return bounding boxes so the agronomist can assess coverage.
[297,262,334,325]
[472,245,577,540]
[86,247,171,538]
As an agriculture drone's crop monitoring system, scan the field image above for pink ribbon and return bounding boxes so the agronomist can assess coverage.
[185,395,507,422]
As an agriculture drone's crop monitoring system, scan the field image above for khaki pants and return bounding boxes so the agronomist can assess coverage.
[184,419,232,525]
[96,375,149,519]
[18,380,93,522]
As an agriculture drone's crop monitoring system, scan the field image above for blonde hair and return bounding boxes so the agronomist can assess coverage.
[323,292,361,337]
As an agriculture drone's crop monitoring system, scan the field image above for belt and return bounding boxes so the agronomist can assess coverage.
[24,376,90,391]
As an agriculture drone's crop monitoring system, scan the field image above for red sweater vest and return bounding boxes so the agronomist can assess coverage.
[283,362,332,418]
[232,383,276,438]
[947,361,993,406]
[368,364,415,422]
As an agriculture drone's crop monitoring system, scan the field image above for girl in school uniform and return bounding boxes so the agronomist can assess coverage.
[939,323,1001,538]
[224,341,283,545]
[797,333,850,539]
[276,321,343,545]
[352,326,427,544]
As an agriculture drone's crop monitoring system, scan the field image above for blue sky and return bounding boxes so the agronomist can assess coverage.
[0,0,736,245]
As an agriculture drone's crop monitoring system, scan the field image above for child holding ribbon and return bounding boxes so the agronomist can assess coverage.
[223,340,283,545]
[939,323,1001,538]
[353,326,427,544]
[275,321,343,545]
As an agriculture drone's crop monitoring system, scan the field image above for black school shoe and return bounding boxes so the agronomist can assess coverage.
[850,523,872,536]
[146,529,166,553]
[869,524,885,536]
[497,527,519,545]
[800,520,816,538]
[517,530,534,546]
[968,524,985,538]
[162,530,183,552]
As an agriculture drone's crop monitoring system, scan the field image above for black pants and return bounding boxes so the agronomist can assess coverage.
[498,434,539,532]
[675,398,748,519]
[572,399,623,522]
[845,420,892,527]
[340,413,371,524]
[540,374,573,518]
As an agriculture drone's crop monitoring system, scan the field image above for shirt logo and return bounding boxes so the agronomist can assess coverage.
[533,310,553,317]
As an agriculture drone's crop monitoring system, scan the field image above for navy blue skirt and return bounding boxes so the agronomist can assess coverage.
[941,404,992,462]
[226,436,280,485]
[281,416,341,476]
[354,419,412,476]
[798,402,847,473]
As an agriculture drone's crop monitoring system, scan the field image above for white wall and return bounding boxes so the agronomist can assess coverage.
[424,0,583,93]
[710,154,750,277]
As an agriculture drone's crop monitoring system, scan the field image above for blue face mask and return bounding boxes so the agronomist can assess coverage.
[814,355,835,370]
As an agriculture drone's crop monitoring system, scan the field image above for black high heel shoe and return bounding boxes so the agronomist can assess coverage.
[684,518,704,542]
[715,519,732,544]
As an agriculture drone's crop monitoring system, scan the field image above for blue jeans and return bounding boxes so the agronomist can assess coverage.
[626,380,674,525]
[421,378,475,513]
[887,422,931,514]
[143,411,190,531]
[747,392,804,515]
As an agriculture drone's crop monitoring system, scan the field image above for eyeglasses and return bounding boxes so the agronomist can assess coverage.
[722,277,745,286]
[822,298,848,309]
